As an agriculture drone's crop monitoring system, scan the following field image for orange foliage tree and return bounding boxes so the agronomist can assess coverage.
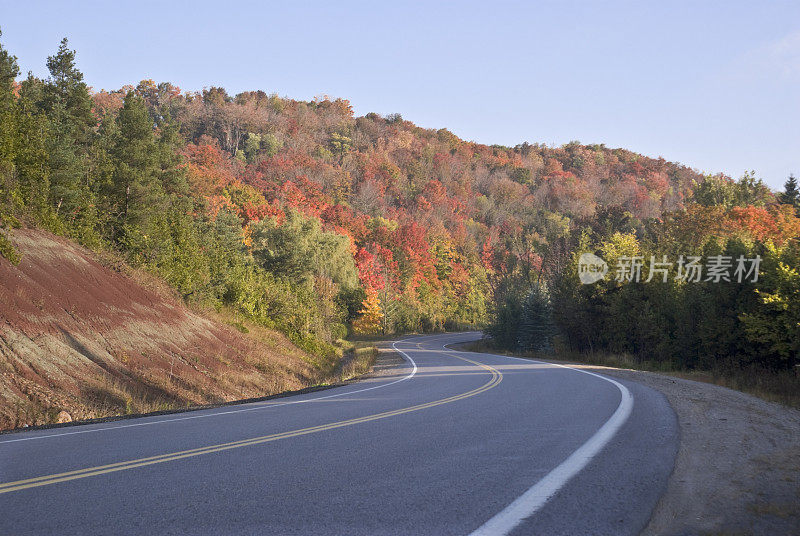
[352,287,383,334]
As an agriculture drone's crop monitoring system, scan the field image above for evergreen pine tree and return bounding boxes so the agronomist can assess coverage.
[0,29,21,262]
[110,91,167,251]
[517,284,556,352]
[779,174,799,215]
[39,38,99,243]
[0,31,51,261]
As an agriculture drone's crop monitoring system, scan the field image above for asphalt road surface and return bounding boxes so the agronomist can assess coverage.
[0,332,678,535]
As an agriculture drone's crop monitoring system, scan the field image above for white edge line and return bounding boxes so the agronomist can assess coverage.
[449,342,634,536]
[0,338,420,445]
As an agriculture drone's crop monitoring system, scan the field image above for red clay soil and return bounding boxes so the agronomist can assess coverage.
[0,229,326,430]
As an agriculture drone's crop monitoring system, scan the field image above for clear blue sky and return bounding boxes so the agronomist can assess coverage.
[2,0,798,189]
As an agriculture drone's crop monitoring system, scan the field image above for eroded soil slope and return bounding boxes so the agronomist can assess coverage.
[0,229,326,430]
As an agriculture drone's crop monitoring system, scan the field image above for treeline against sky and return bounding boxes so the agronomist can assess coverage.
[2,36,798,368]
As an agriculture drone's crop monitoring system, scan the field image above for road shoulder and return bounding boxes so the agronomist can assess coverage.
[564,364,800,535]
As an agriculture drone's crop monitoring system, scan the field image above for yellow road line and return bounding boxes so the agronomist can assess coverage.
[0,352,501,495]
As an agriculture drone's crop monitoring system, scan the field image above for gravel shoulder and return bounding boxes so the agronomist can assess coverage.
[369,342,408,376]
[566,363,800,535]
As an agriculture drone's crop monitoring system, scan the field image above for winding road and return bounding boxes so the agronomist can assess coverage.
[0,332,678,535]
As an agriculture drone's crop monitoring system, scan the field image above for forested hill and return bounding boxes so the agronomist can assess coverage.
[2,37,799,367]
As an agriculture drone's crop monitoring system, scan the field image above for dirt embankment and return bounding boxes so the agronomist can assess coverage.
[0,229,330,430]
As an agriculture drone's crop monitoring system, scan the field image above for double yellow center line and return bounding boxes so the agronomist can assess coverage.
[0,352,501,494]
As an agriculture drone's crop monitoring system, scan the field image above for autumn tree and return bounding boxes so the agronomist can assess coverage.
[352,287,383,334]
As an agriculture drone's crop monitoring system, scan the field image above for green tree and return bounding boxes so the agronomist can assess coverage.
[518,284,556,352]
[109,91,167,250]
[329,132,351,162]
[152,200,210,298]
[485,286,525,349]
[203,209,248,303]
[779,174,799,215]
[0,30,21,262]
[251,209,357,289]
[741,242,800,369]
[692,172,772,209]
[242,132,261,163]
[0,31,52,262]
[38,38,99,244]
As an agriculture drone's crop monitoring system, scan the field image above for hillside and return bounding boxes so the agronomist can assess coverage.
[2,38,713,347]
[0,229,336,430]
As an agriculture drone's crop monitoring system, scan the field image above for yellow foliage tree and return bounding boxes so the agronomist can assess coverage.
[352,287,384,334]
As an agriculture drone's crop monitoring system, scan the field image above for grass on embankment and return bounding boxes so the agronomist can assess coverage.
[460,339,800,410]
[335,341,379,382]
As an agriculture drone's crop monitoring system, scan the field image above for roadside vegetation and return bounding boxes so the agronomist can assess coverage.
[482,173,800,407]
[0,229,381,430]
[337,341,380,382]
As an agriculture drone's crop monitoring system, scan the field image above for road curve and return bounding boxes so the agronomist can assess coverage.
[0,332,677,535]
